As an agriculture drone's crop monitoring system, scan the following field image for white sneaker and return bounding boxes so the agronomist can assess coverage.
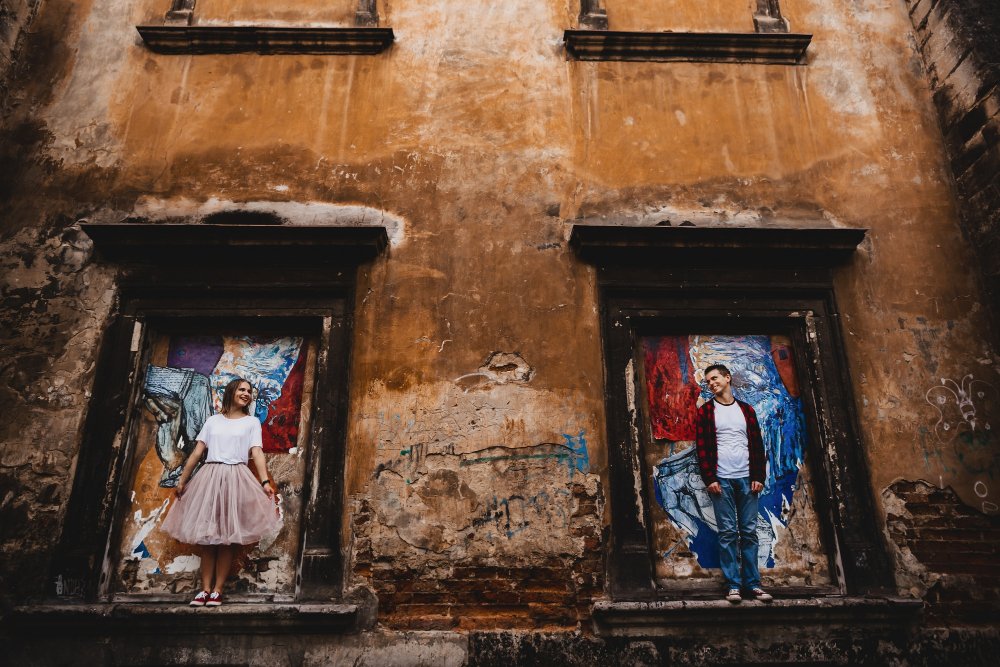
[725,588,742,604]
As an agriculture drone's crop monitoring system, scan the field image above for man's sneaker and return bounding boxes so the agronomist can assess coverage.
[748,587,773,602]
[206,591,223,607]
[725,588,742,604]
[189,590,209,607]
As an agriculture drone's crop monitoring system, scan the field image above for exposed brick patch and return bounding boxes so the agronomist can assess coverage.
[353,482,604,632]
[885,479,1000,623]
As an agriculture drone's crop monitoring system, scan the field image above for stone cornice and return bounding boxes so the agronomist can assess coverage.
[569,225,867,267]
[564,30,811,64]
[82,223,388,268]
[136,25,394,55]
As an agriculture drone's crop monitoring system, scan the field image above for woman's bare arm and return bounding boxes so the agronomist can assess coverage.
[250,446,275,500]
[175,441,206,496]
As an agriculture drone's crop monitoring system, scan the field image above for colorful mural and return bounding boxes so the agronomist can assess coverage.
[114,333,315,598]
[644,334,823,578]
[166,335,307,454]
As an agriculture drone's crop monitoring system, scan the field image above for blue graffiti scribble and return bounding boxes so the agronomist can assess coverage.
[652,335,808,570]
[561,430,590,478]
[460,431,590,479]
[472,489,571,539]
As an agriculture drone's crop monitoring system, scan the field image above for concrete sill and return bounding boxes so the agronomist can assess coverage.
[136,25,394,55]
[592,596,923,637]
[563,30,811,64]
[8,602,359,635]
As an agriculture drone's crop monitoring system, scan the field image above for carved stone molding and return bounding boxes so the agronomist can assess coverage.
[82,223,388,267]
[563,30,811,64]
[569,225,863,266]
[136,25,394,55]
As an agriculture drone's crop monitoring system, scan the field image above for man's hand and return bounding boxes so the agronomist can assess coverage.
[751,481,763,494]
[706,482,722,495]
[175,480,186,497]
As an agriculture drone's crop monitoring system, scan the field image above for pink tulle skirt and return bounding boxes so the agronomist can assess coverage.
[160,463,280,545]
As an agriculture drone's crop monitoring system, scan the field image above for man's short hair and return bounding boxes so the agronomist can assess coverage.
[704,363,731,378]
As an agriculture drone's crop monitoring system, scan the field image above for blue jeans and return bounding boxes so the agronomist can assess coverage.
[711,477,760,590]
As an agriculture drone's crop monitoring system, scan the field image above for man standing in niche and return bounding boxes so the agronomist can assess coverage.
[695,364,773,604]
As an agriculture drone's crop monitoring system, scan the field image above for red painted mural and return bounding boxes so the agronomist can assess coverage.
[262,348,307,452]
[642,336,701,441]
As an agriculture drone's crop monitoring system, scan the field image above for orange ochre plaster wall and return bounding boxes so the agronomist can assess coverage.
[1,0,997,628]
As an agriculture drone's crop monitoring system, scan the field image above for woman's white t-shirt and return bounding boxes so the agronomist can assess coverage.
[196,414,263,464]
[714,399,750,479]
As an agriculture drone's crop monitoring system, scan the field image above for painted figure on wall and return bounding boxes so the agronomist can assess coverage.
[120,333,314,597]
[645,334,808,571]
[141,335,307,487]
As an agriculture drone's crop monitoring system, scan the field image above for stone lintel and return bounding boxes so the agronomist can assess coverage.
[136,25,394,55]
[82,223,389,268]
[563,30,811,64]
[569,224,867,267]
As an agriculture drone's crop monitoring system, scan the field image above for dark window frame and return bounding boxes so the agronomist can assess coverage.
[50,223,386,604]
[571,225,894,601]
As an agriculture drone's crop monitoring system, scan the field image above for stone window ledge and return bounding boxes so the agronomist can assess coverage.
[136,25,394,55]
[563,30,811,64]
[8,603,359,635]
[592,597,923,637]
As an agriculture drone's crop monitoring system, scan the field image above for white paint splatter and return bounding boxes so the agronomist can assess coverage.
[165,554,202,574]
[127,497,170,561]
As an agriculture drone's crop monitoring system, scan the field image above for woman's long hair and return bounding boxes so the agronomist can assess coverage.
[221,377,253,415]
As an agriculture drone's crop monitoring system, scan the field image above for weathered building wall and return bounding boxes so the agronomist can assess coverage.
[0,0,998,662]
[0,0,40,104]
[905,0,1000,323]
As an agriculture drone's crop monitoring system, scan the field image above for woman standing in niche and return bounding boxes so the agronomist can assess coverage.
[160,377,280,606]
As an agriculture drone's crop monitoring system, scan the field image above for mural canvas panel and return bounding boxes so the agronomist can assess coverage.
[113,333,316,599]
[641,334,831,587]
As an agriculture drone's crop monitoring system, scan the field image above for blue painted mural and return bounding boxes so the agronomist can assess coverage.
[646,334,808,569]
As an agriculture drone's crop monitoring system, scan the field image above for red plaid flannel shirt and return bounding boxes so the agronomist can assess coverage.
[694,398,767,485]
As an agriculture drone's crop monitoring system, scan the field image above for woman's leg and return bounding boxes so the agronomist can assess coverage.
[200,545,217,592]
[213,544,235,592]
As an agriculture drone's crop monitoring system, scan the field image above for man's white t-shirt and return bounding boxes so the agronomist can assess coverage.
[714,399,750,479]
[196,414,263,464]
